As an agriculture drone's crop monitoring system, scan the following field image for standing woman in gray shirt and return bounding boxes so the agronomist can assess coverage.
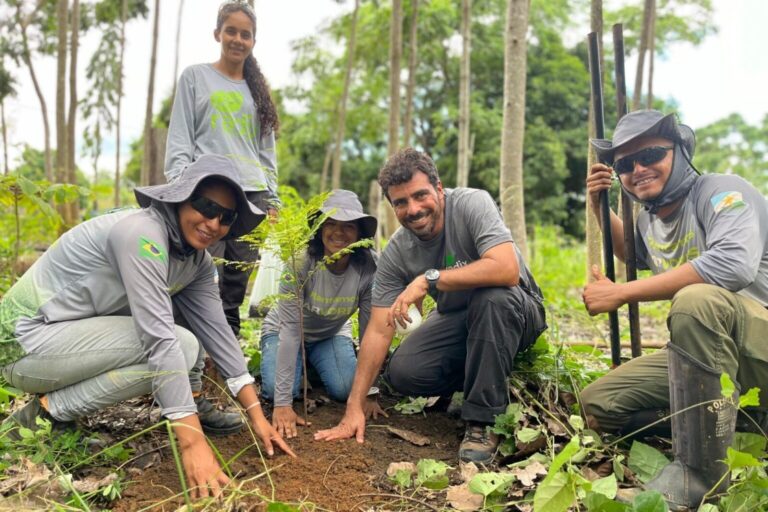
[165,1,279,337]
[259,191,380,439]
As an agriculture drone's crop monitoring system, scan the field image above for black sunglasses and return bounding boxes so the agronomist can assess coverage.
[189,195,238,226]
[613,146,674,175]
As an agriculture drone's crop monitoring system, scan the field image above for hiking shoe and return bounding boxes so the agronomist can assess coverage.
[3,396,76,441]
[195,396,243,436]
[459,422,500,464]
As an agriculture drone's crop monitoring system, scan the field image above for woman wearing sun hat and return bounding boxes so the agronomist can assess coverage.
[1,154,294,499]
[259,189,380,439]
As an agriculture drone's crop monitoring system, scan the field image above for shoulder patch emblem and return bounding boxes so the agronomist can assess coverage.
[710,191,746,213]
[139,237,167,262]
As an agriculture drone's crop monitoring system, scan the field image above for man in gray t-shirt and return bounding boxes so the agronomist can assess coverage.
[315,149,547,464]
[582,110,768,510]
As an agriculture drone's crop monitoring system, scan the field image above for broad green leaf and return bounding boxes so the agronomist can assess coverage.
[517,427,542,443]
[533,471,575,512]
[569,414,585,431]
[697,505,719,512]
[266,503,300,512]
[739,387,760,408]
[628,441,670,483]
[725,447,761,469]
[720,373,736,398]
[394,396,429,414]
[613,457,626,482]
[415,458,450,490]
[391,469,412,489]
[590,474,618,499]
[548,436,580,477]
[468,472,515,497]
[631,490,669,512]
[733,432,767,458]
[584,492,631,512]
[17,175,40,197]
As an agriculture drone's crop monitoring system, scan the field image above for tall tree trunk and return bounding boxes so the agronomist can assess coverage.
[114,0,128,206]
[319,143,333,192]
[402,0,419,147]
[586,0,603,282]
[66,0,80,223]
[646,0,656,109]
[55,0,68,188]
[632,0,653,110]
[330,0,360,191]
[142,0,160,186]
[499,0,529,259]
[383,0,403,238]
[16,5,53,182]
[171,0,185,104]
[456,0,472,187]
[1,100,8,175]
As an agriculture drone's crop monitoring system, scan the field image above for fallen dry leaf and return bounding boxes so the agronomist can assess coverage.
[545,417,567,436]
[385,426,431,446]
[510,460,548,487]
[69,473,119,494]
[386,461,416,477]
[459,461,479,482]
[0,458,52,495]
[446,484,483,511]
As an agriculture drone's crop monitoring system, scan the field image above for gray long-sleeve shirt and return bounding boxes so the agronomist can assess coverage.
[261,254,376,406]
[165,64,278,203]
[0,207,252,417]
[635,174,768,306]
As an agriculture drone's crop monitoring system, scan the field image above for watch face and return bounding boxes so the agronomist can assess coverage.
[425,269,440,281]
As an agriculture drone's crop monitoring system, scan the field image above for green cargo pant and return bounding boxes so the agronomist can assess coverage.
[581,284,768,433]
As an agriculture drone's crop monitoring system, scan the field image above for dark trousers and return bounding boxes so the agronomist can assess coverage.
[383,286,546,424]
[208,191,270,336]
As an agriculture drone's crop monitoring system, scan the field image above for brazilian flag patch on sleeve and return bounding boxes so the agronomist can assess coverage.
[139,237,167,262]
[711,191,747,214]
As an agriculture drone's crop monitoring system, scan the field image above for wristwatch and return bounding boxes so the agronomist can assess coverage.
[425,268,440,295]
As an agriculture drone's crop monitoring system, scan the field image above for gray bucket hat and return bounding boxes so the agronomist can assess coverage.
[318,189,377,239]
[134,154,266,239]
[591,110,696,164]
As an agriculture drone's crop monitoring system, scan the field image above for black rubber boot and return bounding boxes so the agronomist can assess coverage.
[195,396,244,436]
[645,344,738,510]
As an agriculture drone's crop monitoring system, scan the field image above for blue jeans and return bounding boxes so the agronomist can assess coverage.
[260,333,357,403]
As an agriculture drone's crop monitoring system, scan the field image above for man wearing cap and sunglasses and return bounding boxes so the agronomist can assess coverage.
[1,154,294,499]
[581,110,768,509]
[316,148,547,465]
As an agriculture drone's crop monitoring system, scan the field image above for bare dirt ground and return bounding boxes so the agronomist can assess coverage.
[111,394,463,511]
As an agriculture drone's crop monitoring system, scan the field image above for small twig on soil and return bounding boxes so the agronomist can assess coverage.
[322,454,345,494]
[354,493,441,512]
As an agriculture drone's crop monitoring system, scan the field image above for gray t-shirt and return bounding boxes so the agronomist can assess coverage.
[635,174,768,306]
[0,208,252,418]
[261,254,376,406]
[373,188,540,312]
[165,63,278,202]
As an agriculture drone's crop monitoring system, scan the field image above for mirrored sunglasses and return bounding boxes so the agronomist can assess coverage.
[189,195,238,226]
[614,146,674,175]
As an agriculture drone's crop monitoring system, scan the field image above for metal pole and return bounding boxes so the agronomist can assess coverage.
[587,31,621,367]
[612,24,642,359]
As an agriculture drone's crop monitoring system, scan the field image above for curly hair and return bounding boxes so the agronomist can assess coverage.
[216,1,280,139]
[378,147,440,200]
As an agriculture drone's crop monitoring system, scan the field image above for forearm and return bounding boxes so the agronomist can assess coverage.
[236,384,266,424]
[172,414,206,449]
[618,263,704,303]
[346,330,392,411]
[438,243,519,290]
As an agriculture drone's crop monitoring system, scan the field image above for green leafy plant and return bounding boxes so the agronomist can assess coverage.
[414,458,450,490]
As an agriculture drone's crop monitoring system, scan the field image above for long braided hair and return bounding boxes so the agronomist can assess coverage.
[216,1,280,139]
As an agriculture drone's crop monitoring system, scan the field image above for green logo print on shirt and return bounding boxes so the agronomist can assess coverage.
[139,237,167,262]
[210,90,256,139]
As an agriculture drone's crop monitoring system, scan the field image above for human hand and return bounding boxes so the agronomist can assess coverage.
[251,412,297,458]
[388,278,427,329]
[272,405,309,439]
[313,406,367,443]
[180,439,230,499]
[363,398,389,420]
[586,163,615,213]
[583,265,625,314]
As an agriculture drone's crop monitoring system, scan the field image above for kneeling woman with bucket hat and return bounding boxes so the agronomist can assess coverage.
[260,190,380,438]
[1,154,294,499]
